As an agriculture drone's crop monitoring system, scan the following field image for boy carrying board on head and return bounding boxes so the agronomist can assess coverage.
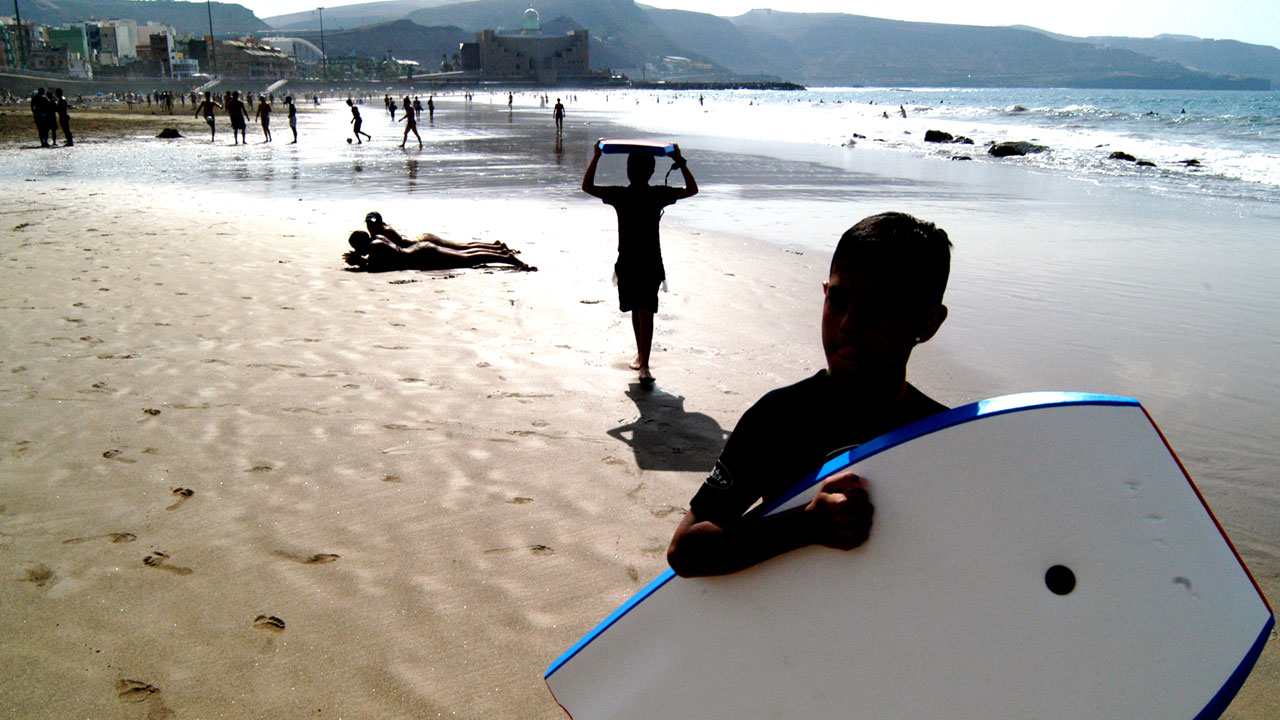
[582,140,699,388]
[667,212,951,577]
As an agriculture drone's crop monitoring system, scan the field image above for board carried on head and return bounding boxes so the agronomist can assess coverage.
[546,392,1273,719]
[597,139,676,156]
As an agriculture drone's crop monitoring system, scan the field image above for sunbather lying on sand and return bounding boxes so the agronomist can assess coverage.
[344,231,535,272]
[364,211,515,255]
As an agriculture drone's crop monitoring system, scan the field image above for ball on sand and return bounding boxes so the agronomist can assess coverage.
[347,138,352,144]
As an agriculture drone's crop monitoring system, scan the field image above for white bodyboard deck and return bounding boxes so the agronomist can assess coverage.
[546,393,1273,719]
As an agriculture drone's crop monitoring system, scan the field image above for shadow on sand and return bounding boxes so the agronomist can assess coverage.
[607,384,729,472]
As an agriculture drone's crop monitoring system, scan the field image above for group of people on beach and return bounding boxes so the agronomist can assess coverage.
[29,87,73,147]
[344,134,951,582]
[194,91,297,145]
[342,139,948,576]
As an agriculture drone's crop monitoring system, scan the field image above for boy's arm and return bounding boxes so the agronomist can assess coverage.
[667,471,872,577]
[669,144,699,200]
[581,140,605,198]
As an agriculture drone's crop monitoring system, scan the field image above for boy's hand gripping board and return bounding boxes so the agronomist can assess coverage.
[545,393,1273,719]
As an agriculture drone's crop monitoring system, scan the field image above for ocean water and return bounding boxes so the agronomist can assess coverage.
[569,87,1280,205]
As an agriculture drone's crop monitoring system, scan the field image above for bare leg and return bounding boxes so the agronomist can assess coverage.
[631,308,655,385]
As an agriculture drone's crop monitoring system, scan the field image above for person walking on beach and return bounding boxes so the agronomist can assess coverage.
[553,98,565,134]
[348,99,371,144]
[285,96,298,143]
[666,212,951,578]
[399,97,422,149]
[582,141,699,388]
[427,95,435,123]
[226,92,249,145]
[255,96,273,143]
[508,92,514,110]
[54,89,73,146]
[195,92,223,142]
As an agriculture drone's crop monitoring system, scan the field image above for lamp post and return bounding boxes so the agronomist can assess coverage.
[205,0,217,75]
[318,7,327,83]
[13,0,27,70]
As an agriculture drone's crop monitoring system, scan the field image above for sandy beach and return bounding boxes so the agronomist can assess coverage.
[1,94,1276,718]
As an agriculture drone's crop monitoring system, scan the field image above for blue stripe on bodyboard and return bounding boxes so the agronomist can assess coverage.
[755,391,1138,517]
[1193,614,1275,720]
[544,392,1138,680]
[546,569,676,678]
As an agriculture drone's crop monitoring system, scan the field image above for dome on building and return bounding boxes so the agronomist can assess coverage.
[521,7,541,34]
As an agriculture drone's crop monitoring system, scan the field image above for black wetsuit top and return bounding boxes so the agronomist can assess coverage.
[689,371,947,526]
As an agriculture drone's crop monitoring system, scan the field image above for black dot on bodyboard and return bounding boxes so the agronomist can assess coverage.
[1045,565,1076,595]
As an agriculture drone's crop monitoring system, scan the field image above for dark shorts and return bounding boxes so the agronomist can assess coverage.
[615,260,662,313]
[231,117,246,130]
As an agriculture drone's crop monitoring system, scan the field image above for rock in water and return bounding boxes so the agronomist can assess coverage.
[989,141,1048,158]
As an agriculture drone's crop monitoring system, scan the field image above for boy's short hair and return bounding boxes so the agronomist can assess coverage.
[832,212,952,307]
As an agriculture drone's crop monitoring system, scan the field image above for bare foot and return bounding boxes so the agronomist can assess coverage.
[629,357,642,371]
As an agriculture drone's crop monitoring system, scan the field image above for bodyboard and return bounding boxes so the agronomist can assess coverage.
[545,392,1273,719]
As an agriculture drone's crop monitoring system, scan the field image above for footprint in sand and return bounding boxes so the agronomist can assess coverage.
[102,449,136,464]
[142,552,192,576]
[22,563,56,587]
[253,615,286,632]
[272,551,340,565]
[63,532,137,545]
[116,679,160,703]
[115,679,174,719]
[245,465,272,473]
[165,488,193,511]
[507,497,534,505]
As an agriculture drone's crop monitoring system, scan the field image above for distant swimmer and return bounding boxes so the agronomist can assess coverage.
[226,91,249,145]
[254,95,272,143]
[345,231,534,272]
[348,99,371,143]
[195,91,223,142]
[582,140,699,388]
[54,88,73,146]
[899,104,907,118]
[398,97,422,149]
[285,96,297,143]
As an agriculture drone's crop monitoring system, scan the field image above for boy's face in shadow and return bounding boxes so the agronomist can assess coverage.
[822,258,946,390]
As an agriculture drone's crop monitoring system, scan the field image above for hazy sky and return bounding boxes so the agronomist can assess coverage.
[241,0,1280,49]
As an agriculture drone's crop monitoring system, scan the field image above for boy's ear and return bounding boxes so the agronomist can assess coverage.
[915,304,948,344]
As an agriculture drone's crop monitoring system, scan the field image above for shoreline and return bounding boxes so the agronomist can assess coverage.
[1,96,1277,718]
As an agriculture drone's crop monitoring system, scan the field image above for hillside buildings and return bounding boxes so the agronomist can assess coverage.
[460,8,589,83]
[0,15,295,80]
